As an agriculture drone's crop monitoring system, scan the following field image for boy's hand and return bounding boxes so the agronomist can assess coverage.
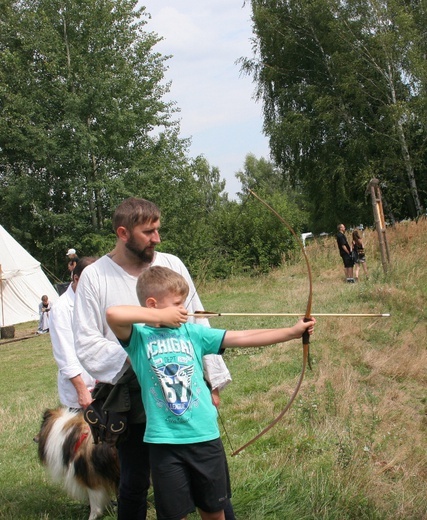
[293,317,316,338]
[159,306,188,328]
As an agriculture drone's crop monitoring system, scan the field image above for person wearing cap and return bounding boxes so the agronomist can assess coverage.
[66,248,79,278]
[50,257,97,410]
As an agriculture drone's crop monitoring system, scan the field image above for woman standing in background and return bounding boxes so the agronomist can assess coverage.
[352,229,369,280]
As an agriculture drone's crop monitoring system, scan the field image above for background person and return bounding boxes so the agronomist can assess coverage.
[66,248,79,279]
[74,197,234,520]
[336,224,355,283]
[106,266,316,520]
[37,295,51,334]
[50,257,97,410]
[352,229,369,280]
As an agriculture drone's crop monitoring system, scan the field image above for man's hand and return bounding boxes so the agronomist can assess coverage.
[70,375,94,409]
[211,388,220,408]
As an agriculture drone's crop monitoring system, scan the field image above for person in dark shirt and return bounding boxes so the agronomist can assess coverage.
[336,224,355,283]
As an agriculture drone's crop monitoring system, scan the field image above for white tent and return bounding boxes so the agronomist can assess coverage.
[0,225,59,327]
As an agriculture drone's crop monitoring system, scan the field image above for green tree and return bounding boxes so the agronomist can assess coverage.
[236,153,286,196]
[0,0,184,275]
[159,155,230,279]
[242,0,426,230]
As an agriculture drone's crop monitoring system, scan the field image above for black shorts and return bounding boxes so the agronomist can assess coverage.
[149,438,231,520]
[341,253,354,268]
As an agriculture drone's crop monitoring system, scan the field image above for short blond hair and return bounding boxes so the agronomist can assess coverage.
[136,266,189,306]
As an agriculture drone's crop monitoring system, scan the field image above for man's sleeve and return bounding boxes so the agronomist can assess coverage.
[203,354,232,391]
[50,300,85,380]
[74,269,128,384]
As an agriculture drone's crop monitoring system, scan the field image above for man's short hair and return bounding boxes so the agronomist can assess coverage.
[112,198,161,233]
[73,256,97,278]
[136,266,189,306]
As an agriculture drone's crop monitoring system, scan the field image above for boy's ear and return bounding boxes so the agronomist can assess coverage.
[146,297,157,308]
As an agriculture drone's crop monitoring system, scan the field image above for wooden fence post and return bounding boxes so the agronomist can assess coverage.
[367,179,390,273]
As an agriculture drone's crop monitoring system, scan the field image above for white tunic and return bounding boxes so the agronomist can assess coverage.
[50,283,96,408]
[74,253,231,388]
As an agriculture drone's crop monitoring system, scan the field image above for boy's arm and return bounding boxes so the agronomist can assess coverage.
[106,305,188,341]
[222,318,315,348]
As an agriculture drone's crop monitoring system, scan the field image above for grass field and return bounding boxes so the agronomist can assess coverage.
[0,219,426,519]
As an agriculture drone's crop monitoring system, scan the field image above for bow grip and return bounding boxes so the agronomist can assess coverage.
[302,317,311,345]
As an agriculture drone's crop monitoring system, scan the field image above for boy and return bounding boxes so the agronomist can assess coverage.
[106,266,315,520]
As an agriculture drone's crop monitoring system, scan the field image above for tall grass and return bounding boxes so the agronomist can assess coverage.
[0,219,426,519]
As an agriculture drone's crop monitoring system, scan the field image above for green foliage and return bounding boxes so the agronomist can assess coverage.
[243,0,427,228]
[236,153,288,196]
[191,188,309,279]
[179,155,311,280]
[228,194,299,271]
[0,0,187,277]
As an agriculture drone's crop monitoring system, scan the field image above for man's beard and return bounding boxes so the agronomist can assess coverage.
[125,234,155,263]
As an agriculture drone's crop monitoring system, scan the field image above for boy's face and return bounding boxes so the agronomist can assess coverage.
[155,293,186,309]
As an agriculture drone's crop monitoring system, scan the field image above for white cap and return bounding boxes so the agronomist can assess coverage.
[66,248,76,256]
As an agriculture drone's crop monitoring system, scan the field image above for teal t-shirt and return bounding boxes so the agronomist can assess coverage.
[121,322,226,444]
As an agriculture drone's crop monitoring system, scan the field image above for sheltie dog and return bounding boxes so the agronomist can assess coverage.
[35,407,120,520]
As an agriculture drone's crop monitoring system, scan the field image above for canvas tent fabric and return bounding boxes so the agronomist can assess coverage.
[0,225,58,327]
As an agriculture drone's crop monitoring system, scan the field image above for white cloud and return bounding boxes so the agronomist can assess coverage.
[140,1,270,197]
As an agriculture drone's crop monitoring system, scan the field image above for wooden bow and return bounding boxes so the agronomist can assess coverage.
[231,189,313,456]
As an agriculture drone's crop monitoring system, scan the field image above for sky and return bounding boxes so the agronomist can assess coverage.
[139,0,271,198]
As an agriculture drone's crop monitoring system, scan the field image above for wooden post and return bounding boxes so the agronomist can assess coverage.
[367,179,390,273]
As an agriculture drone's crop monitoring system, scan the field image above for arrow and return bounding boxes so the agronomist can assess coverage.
[189,311,391,318]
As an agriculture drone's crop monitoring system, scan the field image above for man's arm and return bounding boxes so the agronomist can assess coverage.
[69,375,93,409]
[202,354,232,392]
[50,298,95,405]
[343,241,351,255]
[74,268,129,384]
[337,234,351,255]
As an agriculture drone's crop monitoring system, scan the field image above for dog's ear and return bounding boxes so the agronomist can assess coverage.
[37,409,55,442]
[37,408,60,463]
[42,409,53,421]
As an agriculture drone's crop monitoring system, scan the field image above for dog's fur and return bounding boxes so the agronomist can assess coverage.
[35,407,120,520]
